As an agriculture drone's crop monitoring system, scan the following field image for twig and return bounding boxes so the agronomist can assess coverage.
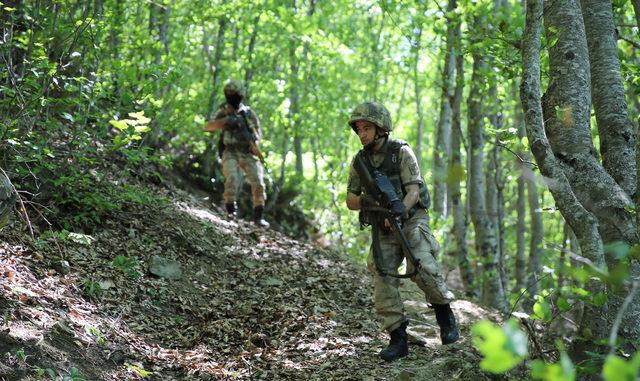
[496,142,538,167]
[520,318,547,361]
[0,167,34,239]
[608,281,640,355]
[619,35,640,50]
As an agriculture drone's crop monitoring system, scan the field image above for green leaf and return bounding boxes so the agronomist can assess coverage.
[471,320,527,374]
[532,299,552,321]
[592,292,607,307]
[603,354,640,381]
[134,125,150,133]
[109,120,128,131]
[556,297,571,312]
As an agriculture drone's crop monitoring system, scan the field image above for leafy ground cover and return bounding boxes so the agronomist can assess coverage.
[1,176,505,380]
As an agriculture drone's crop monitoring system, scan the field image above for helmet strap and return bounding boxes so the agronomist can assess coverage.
[365,132,388,151]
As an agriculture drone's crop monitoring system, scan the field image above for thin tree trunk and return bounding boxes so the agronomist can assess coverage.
[243,15,260,102]
[468,9,507,312]
[289,0,302,176]
[522,0,608,355]
[449,13,473,296]
[433,0,456,218]
[632,0,640,30]
[515,91,527,293]
[292,0,316,177]
[413,26,425,167]
[205,13,227,118]
[524,177,543,311]
[581,0,636,197]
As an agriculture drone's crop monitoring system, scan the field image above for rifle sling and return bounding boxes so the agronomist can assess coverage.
[364,208,418,279]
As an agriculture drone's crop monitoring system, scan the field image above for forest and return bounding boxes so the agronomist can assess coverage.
[1,0,640,380]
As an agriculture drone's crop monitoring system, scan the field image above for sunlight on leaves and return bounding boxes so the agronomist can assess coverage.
[471,320,528,373]
[531,351,575,381]
[603,352,640,381]
[531,297,552,322]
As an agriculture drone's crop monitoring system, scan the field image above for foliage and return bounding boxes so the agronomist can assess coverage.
[112,255,142,278]
[471,319,528,373]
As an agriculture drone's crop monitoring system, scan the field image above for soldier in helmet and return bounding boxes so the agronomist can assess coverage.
[204,79,269,227]
[345,101,460,362]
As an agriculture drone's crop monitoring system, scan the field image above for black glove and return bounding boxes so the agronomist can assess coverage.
[360,194,378,208]
[389,199,407,220]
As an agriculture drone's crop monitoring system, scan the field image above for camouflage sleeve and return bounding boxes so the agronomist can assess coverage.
[213,106,227,120]
[399,145,424,186]
[247,108,262,140]
[347,157,362,196]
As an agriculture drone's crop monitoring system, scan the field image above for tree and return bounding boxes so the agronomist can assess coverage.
[467,4,508,313]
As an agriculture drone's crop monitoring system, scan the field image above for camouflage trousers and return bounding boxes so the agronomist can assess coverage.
[222,149,266,207]
[367,209,455,333]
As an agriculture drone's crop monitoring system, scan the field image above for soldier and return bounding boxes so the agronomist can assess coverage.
[345,101,460,362]
[204,80,269,228]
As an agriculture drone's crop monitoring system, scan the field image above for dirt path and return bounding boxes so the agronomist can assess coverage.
[0,183,504,380]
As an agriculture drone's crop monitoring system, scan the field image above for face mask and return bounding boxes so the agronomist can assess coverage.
[225,93,243,109]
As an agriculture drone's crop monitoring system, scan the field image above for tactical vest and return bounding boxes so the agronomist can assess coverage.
[356,139,431,212]
[218,104,256,153]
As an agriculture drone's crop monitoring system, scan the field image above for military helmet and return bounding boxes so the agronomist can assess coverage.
[223,79,245,97]
[348,101,392,133]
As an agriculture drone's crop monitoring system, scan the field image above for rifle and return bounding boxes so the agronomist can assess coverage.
[234,109,266,165]
[204,107,266,164]
[353,154,421,279]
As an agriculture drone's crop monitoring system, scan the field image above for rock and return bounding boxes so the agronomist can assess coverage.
[0,171,15,228]
[148,256,182,280]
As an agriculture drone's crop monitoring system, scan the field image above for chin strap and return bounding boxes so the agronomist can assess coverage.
[365,133,388,151]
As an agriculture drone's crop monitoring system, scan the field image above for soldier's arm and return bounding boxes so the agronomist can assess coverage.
[204,119,226,132]
[204,106,233,132]
[346,192,362,210]
[346,159,363,210]
[399,146,423,210]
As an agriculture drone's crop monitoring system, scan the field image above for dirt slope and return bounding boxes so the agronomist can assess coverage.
[0,180,506,381]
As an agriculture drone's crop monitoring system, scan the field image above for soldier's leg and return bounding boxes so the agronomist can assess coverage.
[237,153,266,207]
[367,232,406,333]
[237,153,268,227]
[221,151,241,209]
[402,210,455,304]
[402,209,459,344]
[368,231,409,361]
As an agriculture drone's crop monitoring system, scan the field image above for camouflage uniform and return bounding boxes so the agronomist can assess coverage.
[346,101,459,361]
[214,103,266,208]
[347,140,455,333]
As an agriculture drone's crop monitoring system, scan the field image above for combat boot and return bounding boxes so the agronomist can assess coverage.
[225,202,237,217]
[253,205,270,228]
[433,303,460,345]
[379,321,408,362]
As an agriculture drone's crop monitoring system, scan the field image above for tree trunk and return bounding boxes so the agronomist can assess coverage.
[543,0,640,347]
[432,0,456,218]
[449,14,473,296]
[522,0,608,353]
[524,176,543,311]
[205,14,227,118]
[581,0,636,198]
[243,15,260,103]
[632,0,640,30]
[515,99,527,293]
[291,0,316,177]
[468,10,507,312]
[289,0,302,176]
[413,25,425,168]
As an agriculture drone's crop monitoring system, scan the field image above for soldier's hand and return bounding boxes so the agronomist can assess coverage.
[389,199,406,218]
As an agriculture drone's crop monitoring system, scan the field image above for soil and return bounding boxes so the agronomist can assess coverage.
[0,175,511,381]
